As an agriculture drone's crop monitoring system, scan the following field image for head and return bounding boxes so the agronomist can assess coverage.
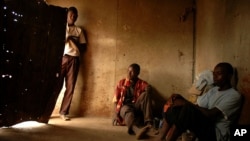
[67,7,78,26]
[127,63,140,81]
[213,62,234,89]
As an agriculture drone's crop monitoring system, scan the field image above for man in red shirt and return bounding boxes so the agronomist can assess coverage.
[113,63,154,139]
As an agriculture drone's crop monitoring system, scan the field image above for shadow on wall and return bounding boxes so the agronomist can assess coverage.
[78,28,91,116]
[238,73,250,125]
[231,67,250,126]
[151,86,166,119]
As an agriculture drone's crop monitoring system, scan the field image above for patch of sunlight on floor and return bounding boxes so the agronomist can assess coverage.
[11,121,46,128]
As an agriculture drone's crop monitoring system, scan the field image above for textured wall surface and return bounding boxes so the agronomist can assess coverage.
[47,0,195,118]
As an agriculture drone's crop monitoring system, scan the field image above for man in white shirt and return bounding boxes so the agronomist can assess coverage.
[57,6,86,121]
[157,62,242,141]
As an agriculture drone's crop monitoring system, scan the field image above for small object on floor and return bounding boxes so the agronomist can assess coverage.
[136,124,151,140]
[60,115,70,121]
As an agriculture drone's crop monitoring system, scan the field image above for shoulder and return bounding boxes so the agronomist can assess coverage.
[69,25,83,34]
[137,78,149,86]
[74,25,83,33]
[117,78,126,85]
[76,26,82,31]
[119,78,126,82]
[204,86,219,96]
[226,88,241,99]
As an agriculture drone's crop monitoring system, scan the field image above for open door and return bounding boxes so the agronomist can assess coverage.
[0,0,67,126]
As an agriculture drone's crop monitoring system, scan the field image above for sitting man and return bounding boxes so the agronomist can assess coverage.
[113,63,155,139]
[156,62,242,141]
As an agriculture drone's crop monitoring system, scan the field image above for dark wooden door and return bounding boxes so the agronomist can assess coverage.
[0,0,67,126]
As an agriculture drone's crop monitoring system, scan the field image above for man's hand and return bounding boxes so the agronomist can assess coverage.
[172,98,187,107]
[66,36,78,43]
[171,93,183,101]
[170,93,187,107]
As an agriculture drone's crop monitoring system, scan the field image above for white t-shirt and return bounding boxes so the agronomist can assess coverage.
[64,24,86,56]
[197,86,241,141]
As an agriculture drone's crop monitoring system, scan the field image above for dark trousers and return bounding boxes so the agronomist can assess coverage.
[57,55,80,115]
[120,91,153,129]
[164,103,216,141]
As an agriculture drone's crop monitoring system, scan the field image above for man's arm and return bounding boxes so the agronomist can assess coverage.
[195,105,223,121]
[67,36,86,52]
[78,43,86,52]
[169,93,223,121]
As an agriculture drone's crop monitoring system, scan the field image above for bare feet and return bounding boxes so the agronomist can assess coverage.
[60,115,70,121]
[136,124,151,140]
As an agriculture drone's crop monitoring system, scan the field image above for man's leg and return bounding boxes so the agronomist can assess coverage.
[53,56,67,106]
[165,124,182,141]
[173,103,216,141]
[134,87,153,125]
[135,88,161,138]
[156,119,171,141]
[120,105,135,134]
[60,56,80,117]
[120,105,152,139]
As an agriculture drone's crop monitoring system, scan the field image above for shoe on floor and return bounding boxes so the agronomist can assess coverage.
[60,115,70,121]
[136,124,151,140]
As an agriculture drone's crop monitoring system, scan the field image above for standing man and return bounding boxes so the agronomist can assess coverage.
[57,6,86,121]
[113,63,156,140]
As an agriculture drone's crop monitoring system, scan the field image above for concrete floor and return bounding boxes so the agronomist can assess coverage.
[0,116,158,141]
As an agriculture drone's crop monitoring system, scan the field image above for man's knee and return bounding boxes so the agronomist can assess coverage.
[120,105,134,118]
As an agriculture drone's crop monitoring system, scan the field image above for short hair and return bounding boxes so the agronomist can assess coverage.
[129,63,140,74]
[215,62,234,75]
[68,6,78,17]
